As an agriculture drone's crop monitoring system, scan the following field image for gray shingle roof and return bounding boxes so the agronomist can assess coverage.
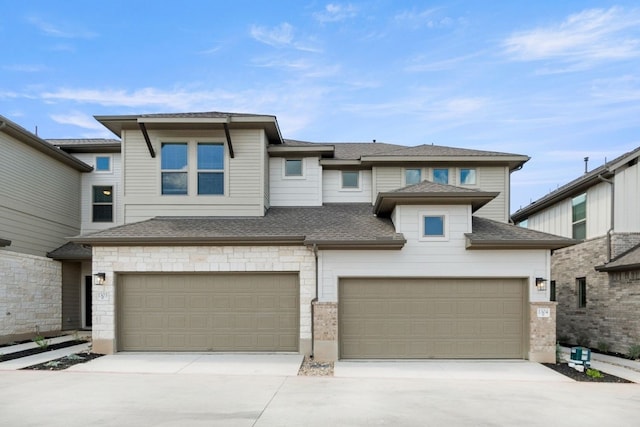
[367,143,526,158]
[596,243,640,272]
[46,242,92,260]
[139,111,275,119]
[73,204,406,248]
[391,180,484,194]
[466,217,575,250]
[47,138,121,146]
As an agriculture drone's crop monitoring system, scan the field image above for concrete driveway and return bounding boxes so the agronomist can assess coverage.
[1,369,639,426]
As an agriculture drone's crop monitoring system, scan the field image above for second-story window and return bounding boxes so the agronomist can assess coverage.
[95,156,111,172]
[433,168,449,184]
[572,193,586,239]
[197,143,224,195]
[92,186,113,222]
[161,143,188,195]
[405,168,421,185]
[459,168,477,185]
[342,171,359,189]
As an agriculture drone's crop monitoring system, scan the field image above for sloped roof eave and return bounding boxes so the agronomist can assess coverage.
[595,262,640,272]
[374,192,498,216]
[71,235,306,246]
[464,236,576,250]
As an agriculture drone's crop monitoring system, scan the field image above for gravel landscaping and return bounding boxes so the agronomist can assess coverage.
[543,362,632,383]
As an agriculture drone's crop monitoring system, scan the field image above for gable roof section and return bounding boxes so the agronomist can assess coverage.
[512,145,640,222]
[48,138,121,153]
[72,204,406,250]
[595,243,640,272]
[466,216,576,250]
[47,242,92,260]
[95,111,284,144]
[0,115,92,172]
[374,180,499,216]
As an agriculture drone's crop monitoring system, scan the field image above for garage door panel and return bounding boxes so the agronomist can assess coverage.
[340,278,525,359]
[118,273,299,352]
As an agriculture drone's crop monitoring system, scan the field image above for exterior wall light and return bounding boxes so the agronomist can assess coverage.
[94,272,106,285]
[535,277,547,291]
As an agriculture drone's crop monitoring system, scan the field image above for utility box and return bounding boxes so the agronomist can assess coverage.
[569,347,591,371]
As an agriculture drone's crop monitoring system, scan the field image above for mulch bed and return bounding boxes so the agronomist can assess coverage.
[21,350,104,371]
[543,363,632,383]
[0,340,88,363]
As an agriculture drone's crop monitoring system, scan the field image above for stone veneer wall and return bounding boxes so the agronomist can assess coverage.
[552,235,640,354]
[611,232,640,258]
[92,245,316,354]
[312,301,337,361]
[529,302,556,363]
[0,251,61,342]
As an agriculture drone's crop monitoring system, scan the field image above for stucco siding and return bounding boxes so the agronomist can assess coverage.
[322,170,372,203]
[615,162,640,232]
[270,157,322,206]
[121,128,265,222]
[0,132,81,256]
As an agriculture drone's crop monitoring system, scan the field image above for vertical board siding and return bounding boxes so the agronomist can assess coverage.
[615,163,640,232]
[122,128,264,222]
[586,181,612,238]
[527,200,572,238]
[322,170,372,203]
[0,133,81,256]
[270,157,322,206]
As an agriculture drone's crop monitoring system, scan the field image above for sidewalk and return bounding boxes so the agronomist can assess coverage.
[561,346,640,383]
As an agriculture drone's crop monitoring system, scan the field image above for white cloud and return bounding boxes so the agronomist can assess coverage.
[314,3,357,23]
[250,23,321,52]
[503,7,640,68]
[27,16,97,39]
[50,111,106,131]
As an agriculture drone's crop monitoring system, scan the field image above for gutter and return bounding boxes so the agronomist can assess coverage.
[310,243,318,359]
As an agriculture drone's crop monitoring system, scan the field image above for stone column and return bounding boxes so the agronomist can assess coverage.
[529,302,557,363]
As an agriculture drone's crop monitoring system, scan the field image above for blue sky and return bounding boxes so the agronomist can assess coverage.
[2,1,640,212]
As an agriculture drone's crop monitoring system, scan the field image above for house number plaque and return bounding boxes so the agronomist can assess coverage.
[97,292,109,301]
[537,307,551,318]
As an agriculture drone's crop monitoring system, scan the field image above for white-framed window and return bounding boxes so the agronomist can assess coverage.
[459,168,477,185]
[572,193,586,240]
[432,168,449,184]
[92,185,113,222]
[284,159,304,178]
[160,141,226,196]
[405,168,422,186]
[95,155,111,173]
[161,143,188,195]
[341,170,360,189]
[419,210,449,241]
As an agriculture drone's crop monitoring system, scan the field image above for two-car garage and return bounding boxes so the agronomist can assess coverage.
[339,278,527,359]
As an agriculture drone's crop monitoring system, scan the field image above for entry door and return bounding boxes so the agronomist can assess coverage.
[84,276,93,327]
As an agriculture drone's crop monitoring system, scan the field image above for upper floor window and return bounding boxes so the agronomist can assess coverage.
[572,193,586,240]
[459,168,477,185]
[95,156,111,172]
[577,277,587,308]
[423,215,445,236]
[405,168,422,186]
[518,219,528,228]
[161,143,188,195]
[197,143,224,195]
[342,171,359,189]
[92,186,113,222]
[433,168,449,184]
[285,159,303,177]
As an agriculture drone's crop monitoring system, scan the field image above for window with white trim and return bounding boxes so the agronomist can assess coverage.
[572,193,586,240]
[197,143,224,195]
[161,143,188,195]
[459,168,477,185]
[92,186,113,222]
[419,210,449,241]
[341,171,359,189]
[405,168,422,185]
[284,159,303,177]
[95,156,111,172]
[433,168,449,184]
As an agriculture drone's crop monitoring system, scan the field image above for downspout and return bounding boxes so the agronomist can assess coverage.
[310,243,318,359]
[508,164,524,224]
[598,173,614,261]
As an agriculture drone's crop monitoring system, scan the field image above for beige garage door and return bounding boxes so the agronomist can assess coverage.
[339,278,526,359]
[118,273,299,352]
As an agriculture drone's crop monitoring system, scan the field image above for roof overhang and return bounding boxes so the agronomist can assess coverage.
[359,155,529,171]
[0,116,93,172]
[71,235,306,246]
[464,236,576,250]
[268,145,335,158]
[374,191,498,216]
[57,143,121,154]
[304,239,406,250]
[595,262,640,273]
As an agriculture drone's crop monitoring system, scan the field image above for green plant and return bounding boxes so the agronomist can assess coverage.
[44,360,61,368]
[628,344,640,360]
[65,354,83,361]
[586,368,604,379]
[597,341,609,353]
[33,336,49,350]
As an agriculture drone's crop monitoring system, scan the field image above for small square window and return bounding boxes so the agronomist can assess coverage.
[460,168,476,185]
[285,159,303,177]
[342,171,359,189]
[95,156,111,172]
[405,169,421,185]
[423,216,445,236]
[433,168,449,184]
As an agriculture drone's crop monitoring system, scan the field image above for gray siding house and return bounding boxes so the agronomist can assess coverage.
[512,147,640,355]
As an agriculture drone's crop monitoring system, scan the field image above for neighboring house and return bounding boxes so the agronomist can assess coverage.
[0,116,92,341]
[65,111,573,363]
[512,147,640,355]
